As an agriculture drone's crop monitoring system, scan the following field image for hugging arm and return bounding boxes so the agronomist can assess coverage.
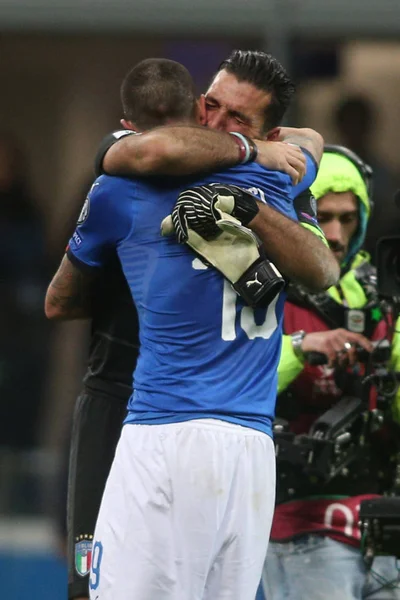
[97,127,307,183]
[45,255,95,320]
[45,177,132,320]
[166,183,340,293]
[248,202,339,291]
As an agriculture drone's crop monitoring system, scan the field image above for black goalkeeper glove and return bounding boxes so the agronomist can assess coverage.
[161,183,284,308]
[167,183,260,243]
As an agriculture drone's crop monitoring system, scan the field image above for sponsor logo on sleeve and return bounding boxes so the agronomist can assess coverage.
[310,194,317,216]
[77,196,90,225]
[300,211,319,226]
[77,182,101,226]
[72,231,82,247]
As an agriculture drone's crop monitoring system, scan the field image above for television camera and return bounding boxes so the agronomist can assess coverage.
[274,233,400,563]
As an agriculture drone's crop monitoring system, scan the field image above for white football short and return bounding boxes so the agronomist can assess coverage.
[89,418,275,600]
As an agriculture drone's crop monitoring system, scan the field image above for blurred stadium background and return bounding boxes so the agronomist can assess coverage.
[1,0,400,597]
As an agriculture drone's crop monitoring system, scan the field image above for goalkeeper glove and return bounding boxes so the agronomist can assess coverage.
[161,184,285,308]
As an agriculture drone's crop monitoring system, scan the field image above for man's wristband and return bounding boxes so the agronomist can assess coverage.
[291,330,306,361]
[229,132,258,164]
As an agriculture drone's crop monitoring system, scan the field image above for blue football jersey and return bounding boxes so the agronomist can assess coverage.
[68,159,317,437]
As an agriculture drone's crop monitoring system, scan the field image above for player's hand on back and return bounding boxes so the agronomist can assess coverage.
[255,141,306,185]
[161,183,260,242]
[163,185,221,243]
[160,184,285,308]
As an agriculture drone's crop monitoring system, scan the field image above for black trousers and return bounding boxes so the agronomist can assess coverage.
[67,388,127,599]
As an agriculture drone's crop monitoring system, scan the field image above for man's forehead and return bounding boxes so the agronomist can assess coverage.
[206,70,270,110]
[318,191,359,213]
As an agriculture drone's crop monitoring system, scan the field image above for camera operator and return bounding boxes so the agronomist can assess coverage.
[263,146,400,599]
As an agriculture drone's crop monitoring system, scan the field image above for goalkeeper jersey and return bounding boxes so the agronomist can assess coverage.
[68,159,317,438]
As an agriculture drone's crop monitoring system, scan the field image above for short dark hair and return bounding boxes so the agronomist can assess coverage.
[216,50,295,132]
[121,58,197,130]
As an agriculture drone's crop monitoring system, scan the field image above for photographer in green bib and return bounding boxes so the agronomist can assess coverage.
[263,146,400,600]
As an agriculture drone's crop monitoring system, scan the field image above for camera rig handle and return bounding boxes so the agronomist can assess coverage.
[309,396,364,440]
[305,351,328,366]
[305,339,392,367]
[274,396,368,483]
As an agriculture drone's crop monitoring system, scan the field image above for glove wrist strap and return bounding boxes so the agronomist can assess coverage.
[233,257,285,308]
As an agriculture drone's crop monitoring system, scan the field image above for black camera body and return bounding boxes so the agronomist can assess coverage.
[359,497,400,565]
[274,338,399,486]
[275,234,400,488]
[274,395,367,485]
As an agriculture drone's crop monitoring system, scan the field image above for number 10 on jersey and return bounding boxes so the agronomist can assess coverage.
[192,257,278,341]
[221,280,278,341]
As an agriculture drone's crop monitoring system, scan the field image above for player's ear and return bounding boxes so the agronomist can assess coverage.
[120,118,136,131]
[197,95,207,126]
[267,127,281,141]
